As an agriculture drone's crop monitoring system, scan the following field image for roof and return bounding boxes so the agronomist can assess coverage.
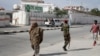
[21,0,44,3]
[0,7,5,10]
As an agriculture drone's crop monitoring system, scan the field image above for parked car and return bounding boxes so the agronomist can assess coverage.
[44,19,62,27]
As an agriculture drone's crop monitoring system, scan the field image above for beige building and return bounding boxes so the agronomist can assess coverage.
[63,6,85,11]
[0,7,5,10]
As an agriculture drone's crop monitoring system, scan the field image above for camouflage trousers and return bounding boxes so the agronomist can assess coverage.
[63,33,70,48]
[31,44,40,56]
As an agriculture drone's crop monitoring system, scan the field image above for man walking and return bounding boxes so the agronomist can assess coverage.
[90,20,99,46]
[61,20,71,51]
[29,22,44,56]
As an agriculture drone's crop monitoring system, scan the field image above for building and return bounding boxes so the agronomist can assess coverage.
[21,0,44,3]
[0,7,5,10]
[63,6,85,11]
[20,1,55,13]
[12,0,55,25]
[13,0,55,13]
[0,9,12,27]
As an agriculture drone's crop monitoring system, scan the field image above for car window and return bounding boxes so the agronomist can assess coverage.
[45,19,48,22]
[55,20,60,22]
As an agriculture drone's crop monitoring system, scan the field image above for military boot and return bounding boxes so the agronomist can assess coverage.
[63,46,67,51]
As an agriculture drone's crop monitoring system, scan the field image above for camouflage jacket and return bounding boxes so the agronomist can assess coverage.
[29,27,43,45]
[61,23,69,36]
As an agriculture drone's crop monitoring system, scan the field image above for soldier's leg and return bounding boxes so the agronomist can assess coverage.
[31,45,34,50]
[34,44,40,56]
[63,34,70,51]
[31,45,35,56]
[63,40,69,51]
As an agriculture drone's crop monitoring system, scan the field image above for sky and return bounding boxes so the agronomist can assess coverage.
[0,0,100,10]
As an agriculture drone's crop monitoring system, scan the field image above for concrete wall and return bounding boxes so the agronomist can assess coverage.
[29,13,68,26]
[0,15,10,27]
[12,10,68,26]
[12,11,29,25]
[71,12,100,24]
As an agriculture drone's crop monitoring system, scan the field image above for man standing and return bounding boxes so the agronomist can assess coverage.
[90,20,99,46]
[29,22,43,56]
[61,20,71,51]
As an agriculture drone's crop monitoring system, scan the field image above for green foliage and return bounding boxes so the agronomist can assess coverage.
[53,7,68,18]
[53,7,60,12]
[90,8,100,16]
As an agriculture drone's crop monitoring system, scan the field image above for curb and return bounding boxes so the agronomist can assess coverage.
[0,28,61,34]
[0,25,83,34]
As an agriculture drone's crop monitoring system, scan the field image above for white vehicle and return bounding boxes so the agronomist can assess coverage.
[44,19,52,27]
[54,19,62,27]
[44,19,62,27]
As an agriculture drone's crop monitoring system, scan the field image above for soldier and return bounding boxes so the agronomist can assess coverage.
[29,22,43,56]
[61,20,70,51]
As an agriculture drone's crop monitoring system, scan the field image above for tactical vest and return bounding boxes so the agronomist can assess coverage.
[62,24,69,34]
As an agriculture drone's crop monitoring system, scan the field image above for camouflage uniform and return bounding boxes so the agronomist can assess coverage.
[29,22,43,56]
[61,23,70,51]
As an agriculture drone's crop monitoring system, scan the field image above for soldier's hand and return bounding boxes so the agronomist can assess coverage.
[90,30,91,32]
[30,38,31,41]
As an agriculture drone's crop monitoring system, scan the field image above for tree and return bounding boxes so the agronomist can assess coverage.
[90,8,100,16]
[53,7,68,18]
[53,7,61,17]
[54,7,60,12]
[61,9,68,15]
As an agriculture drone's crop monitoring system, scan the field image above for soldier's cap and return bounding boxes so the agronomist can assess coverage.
[64,20,68,23]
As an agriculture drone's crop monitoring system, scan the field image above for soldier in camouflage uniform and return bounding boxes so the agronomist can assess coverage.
[29,22,43,56]
[61,20,70,51]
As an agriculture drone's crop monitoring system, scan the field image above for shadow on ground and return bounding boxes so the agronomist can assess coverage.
[0,25,20,28]
[40,52,67,56]
[69,48,92,52]
[97,43,100,46]
[0,33,15,35]
[40,48,92,56]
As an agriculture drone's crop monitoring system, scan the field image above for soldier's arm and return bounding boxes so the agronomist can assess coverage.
[40,28,44,42]
[29,26,33,34]
[61,25,64,31]
[29,26,33,40]
[68,25,70,32]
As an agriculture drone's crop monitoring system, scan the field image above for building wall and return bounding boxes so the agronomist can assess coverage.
[12,10,68,26]
[12,11,29,25]
[0,11,11,27]
[0,16,10,27]
[71,11,100,24]
[64,6,85,11]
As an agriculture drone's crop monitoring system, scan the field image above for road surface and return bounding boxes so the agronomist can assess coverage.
[0,25,91,56]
